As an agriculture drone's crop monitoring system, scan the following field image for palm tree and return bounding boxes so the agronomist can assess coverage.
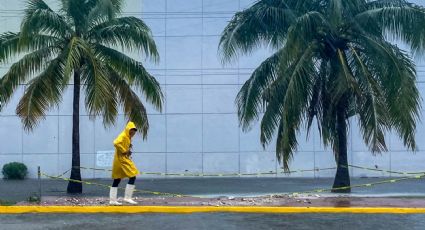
[0,0,163,193]
[219,0,424,192]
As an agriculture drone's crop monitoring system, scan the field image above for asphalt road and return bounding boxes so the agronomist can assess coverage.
[1,213,425,230]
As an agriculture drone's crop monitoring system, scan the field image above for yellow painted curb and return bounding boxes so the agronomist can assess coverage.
[2,206,425,214]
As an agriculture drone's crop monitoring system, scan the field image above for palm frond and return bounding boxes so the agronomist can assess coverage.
[86,0,124,25]
[275,118,298,172]
[88,17,159,61]
[355,3,425,56]
[77,42,116,118]
[80,63,118,125]
[347,45,389,153]
[218,0,299,63]
[354,33,420,150]
[0,46,60,106]
[94,44,163,112]
[236,48,284,131]
[284,10,327,54]
[61,0,89,29]
[106,66,149,138]
[21,0,72,39]
[330,49,361,102]
[306,60,329,138]
[260,42,316,148]
[328,0,343,25]
[254,11,327,143]
[0,32,60,64]
[62,37,86,83]
[16,57,65,130]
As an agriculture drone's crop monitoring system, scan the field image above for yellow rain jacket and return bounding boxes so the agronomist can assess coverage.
[112,122,140,179]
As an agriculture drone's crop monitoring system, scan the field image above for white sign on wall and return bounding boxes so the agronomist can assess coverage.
[96,150,114,167]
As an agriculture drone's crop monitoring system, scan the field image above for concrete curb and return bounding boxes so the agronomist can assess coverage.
[2,206,425,214]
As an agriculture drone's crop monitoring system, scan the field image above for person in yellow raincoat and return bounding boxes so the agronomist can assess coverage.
[109,121,140,205]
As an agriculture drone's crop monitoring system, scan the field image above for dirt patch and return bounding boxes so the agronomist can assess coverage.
[15,195,425,207]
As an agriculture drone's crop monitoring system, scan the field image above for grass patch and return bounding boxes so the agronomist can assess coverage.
[0,199,16,206]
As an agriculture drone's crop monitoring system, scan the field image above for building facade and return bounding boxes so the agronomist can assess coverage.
[1,0,424,178]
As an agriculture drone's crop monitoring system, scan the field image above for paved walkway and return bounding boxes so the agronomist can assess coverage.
[1,177,425,202]
[2,178,425,230]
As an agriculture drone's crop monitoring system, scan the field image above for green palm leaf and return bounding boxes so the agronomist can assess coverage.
[16,57,66,130]
[88,17,159,61]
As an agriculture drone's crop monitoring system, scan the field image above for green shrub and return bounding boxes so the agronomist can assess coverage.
[27,194,40,203]
[2,162,28,180]
[0,199,16,206]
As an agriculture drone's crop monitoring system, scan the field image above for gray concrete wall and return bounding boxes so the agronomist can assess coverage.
[0,0,424,179]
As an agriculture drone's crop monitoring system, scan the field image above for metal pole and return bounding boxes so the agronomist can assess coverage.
[38,166,41,203]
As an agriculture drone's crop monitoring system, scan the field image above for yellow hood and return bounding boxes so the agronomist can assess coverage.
[124,121,137,137]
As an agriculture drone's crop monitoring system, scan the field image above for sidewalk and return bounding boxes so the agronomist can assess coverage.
[11,195,425,209]
[1,177,425,203]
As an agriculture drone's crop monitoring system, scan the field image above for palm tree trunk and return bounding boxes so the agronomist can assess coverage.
[332,101,351,193]
[67,71,82,194]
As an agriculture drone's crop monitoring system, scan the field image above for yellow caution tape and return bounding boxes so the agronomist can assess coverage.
[41,173,193,198]
[73,164,425,178]
[347,165,425,175]
[287,173,425,196]
[74,166,337,177]
[47,166,425,200]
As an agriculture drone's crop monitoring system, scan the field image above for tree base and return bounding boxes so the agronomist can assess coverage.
[331,187,351,193]
[67,181,83,194]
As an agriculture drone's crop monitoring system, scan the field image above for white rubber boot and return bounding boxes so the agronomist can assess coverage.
[109,187,122,205]
[123,184,138,204]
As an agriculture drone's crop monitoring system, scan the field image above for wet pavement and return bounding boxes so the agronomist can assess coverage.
[1,213,425,230]
[2,177,425,202]
[2,178,425,229]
